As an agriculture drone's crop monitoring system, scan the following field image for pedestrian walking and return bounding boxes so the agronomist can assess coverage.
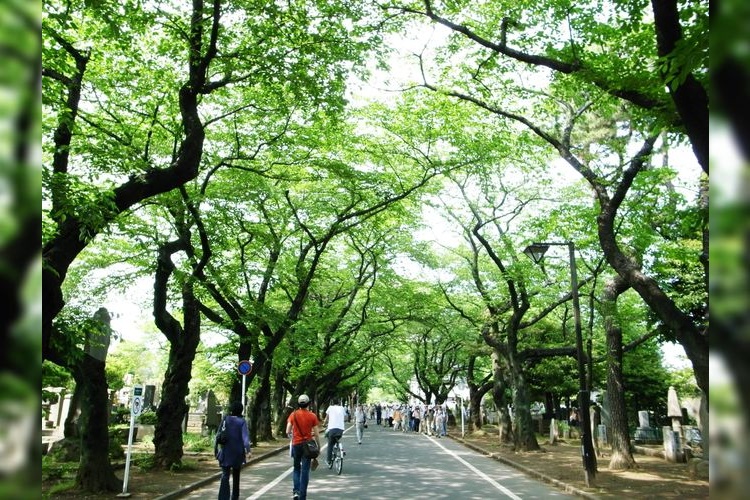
[354,404,367,444]
[214,401,251,500]
[286,394,322,500]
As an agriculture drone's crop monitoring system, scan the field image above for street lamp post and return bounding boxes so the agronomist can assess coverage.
[524,241,597,486]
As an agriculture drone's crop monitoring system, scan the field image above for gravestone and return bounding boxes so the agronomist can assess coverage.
[549,418,558,444]
[597,424,608,448]
[663,426,685,463]
[205,390,220,428]
[634,410,660,444]
[143,385,156,410]
[638,410,650,428]
[600,390,611,430]
[667,386,683,434]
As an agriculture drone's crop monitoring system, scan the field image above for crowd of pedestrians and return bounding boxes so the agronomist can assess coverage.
[367,402,450,437]
[216,398,457,499]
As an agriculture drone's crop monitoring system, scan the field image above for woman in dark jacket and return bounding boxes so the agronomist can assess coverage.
[215,401,251,500]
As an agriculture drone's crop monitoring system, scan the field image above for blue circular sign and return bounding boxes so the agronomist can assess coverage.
[237,360,253,375]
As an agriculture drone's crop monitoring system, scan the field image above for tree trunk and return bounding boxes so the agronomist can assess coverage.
[274,371,290,437]
[510,370,540,451]
[153,333,199,469]
[469,391,482,430]
[63,382,82,439]
[74,355,119,491]
[249,360,274,443]
[602,275,636,469]
[491,351,513,443]
[152,240,202,469]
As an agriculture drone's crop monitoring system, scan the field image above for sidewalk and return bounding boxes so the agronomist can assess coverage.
[450,430,709,499]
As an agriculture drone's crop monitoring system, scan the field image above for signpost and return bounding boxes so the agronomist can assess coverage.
[118,384,143,497]
[237,360,252,409]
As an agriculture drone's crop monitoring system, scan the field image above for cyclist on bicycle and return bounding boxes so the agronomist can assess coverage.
[323,401,346,466]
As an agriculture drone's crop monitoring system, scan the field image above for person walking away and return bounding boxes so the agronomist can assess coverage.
[215,401,251,500]
[425,406,435,435]
[286,394,321,500]
[323,401,346,465]
[392,406,402,431]
[435,406,446,437]
[400,407,409,432]
[354,404,367,444]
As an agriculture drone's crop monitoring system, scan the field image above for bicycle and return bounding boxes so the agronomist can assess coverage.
[327,436,344,475]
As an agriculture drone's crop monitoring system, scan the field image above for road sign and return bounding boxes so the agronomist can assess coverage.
[132,396,143,416]
[237,360,253,375]
[132,384,143,416]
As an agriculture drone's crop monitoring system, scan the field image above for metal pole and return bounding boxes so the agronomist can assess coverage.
[568,242,597,486]
[460,398,465,438]
[241,374,246,409]
[118,412,136,497]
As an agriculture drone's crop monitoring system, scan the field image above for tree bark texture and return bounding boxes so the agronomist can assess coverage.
[602,276,637,470]
[491,351,513,443]
[249,361,274,443]
[74,355,119,491]
[510,369,540,451]
[650,0,709,174]
[63,382,82,439]
[153,321,200,469]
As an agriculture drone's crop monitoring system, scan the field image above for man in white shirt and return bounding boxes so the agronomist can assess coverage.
[354,404,367,444]
[323,402,346,465]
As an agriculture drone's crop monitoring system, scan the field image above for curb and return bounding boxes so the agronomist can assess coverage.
[154,445,290,500]
[447,435,600,500]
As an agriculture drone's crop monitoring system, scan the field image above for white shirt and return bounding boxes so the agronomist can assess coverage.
[326,405,346,430]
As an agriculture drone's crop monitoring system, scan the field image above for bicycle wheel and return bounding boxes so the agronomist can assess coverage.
[335,452,343,475]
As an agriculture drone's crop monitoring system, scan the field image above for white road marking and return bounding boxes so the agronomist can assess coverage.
[246,466,293,500]
[428,435,523,500]
[246,435,338,499]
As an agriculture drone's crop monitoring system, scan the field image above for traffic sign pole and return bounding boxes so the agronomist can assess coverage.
[118,385,143,497]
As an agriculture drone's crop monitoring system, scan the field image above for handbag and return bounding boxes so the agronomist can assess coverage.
[302,439,320,459]
[216,417,228,445]
[292,411,320,459]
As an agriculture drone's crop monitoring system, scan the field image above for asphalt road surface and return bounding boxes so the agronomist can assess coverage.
[183,423,576,499]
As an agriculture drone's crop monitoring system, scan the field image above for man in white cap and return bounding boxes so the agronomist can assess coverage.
[286,394,321,500]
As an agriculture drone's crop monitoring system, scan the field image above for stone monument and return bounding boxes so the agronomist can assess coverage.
[634,410,660,444]
[664,386,685,462]
[667,386,683,434]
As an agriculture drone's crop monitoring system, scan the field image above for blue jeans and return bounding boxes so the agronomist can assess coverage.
[218,466,241,500]
[291,443,311,499]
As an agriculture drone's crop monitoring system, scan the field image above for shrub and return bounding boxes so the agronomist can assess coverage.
[138,410,158,425]
[183,433,213,453]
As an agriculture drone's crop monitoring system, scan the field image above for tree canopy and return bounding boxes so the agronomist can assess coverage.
[40,0,708,489]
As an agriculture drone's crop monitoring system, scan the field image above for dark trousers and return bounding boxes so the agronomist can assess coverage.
[326,428,344,463]
[218,466,241,500]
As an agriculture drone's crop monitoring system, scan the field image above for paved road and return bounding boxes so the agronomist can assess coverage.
[183,423,576,499]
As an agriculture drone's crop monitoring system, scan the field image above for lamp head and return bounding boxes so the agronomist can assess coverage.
[523,243,549,264]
